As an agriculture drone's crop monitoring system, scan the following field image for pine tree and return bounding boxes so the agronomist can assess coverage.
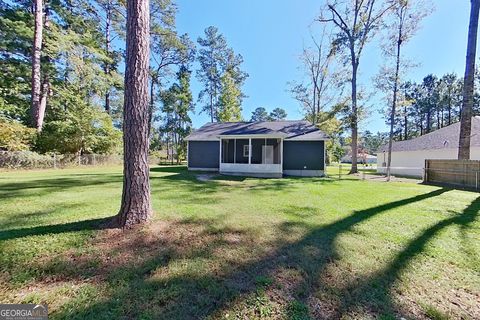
[117,0,152,228]
[160,65,193,162]
[459,0,480,160]
[250,107,269,121]
[269,108,287,121]
[196,26,247,122]
[217,70,242,122]
[30,0,44,131]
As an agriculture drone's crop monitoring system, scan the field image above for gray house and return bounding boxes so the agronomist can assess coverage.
[185,120,328,178]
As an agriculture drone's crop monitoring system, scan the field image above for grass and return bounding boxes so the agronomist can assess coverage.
[0,165,478,319]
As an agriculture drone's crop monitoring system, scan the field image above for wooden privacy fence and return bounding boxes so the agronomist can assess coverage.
[424,159,480,190]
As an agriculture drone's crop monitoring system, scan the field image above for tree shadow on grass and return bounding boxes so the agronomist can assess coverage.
[0,202,92,232]
[334,195,480,318]
[35,188,464,319]
[149,166,354,205]
[0,174,123,200]
[0,217,114,241]
[2,167,469,319]
[149,165,189,174]
[149,166,319,205]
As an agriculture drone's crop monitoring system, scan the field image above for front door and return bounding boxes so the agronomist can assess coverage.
[262,145,274,164]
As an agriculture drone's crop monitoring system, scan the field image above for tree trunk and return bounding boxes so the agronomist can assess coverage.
[214,85,218,121]
[436,107,440,129]
[104,0,112,114]
[349,58,359,174]
[448,95,452,125]
[210,93,214,122]
[441,104,444,127]
[166,137,169,164]
[170,132,174,165]
[36,3,51,131]
[426,109,431,133]
[37,73,49,130]
[117,0,152,228]
[420,115,423,135]
[386,22,403,181]
[30,0,43,131]
[312,74,317,123]
[458,0,480,160]
[148,77,156,137]
[174,113,180,164]
[174,130,179,165]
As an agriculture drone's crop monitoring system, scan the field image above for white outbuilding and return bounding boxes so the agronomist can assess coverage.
[376,116,480,177]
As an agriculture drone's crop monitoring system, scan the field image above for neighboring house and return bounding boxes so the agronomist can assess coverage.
[376,116,480,177]
[166,149,177,160]
[185,120,328,177]
[341,153,377,164]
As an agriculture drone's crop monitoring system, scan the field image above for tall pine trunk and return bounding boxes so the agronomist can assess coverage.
[436,108,440,129]
[31,0,43,131]
[349,54,359,174]
[209,93,214,122]
[420,114,423,135]
[37,74,49,130]
[458,0,480,160]
[312,74,317,123]
[426,109,431,133]
[448,95,452,125]
[104,0,112,114]
[148,77,156,136]
[37,4,51,131]
[117,0,152,228]
[386,21,403,181]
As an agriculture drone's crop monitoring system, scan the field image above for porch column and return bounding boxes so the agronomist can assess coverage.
[264,138,267,163]
[280,138,283,166]
[219,139,222,165]
[248,138,252,164]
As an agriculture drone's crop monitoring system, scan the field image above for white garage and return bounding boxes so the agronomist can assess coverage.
[376,117,480,178]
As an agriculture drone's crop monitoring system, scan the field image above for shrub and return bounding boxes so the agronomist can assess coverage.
[0,150,54,169]
[35,106,121,155]
[0,117,36,151]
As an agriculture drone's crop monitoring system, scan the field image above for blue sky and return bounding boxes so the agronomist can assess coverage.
[175,0,473,133]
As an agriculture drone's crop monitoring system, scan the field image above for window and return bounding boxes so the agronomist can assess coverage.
[243,144,250,157]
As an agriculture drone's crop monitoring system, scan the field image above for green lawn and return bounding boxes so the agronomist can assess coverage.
[0,166,478,319]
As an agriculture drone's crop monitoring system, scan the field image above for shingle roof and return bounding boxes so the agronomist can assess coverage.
[186,120,329,141]
[377,116,480,153]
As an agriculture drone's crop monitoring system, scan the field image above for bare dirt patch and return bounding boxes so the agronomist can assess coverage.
[353,173,422,184]
[196,173,218,182]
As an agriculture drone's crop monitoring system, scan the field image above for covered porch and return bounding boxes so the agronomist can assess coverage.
[219,135,283,177]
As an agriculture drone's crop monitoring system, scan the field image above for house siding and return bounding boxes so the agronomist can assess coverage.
[376,147,480,177]
[188,141,219,169]
[283,141,325,171]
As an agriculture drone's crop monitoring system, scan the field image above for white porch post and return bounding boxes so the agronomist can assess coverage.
[248,138,252,164]
[219,139,222,166]
[264,138,267,164]
[280,138,283,167]
[187,141,189,168]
